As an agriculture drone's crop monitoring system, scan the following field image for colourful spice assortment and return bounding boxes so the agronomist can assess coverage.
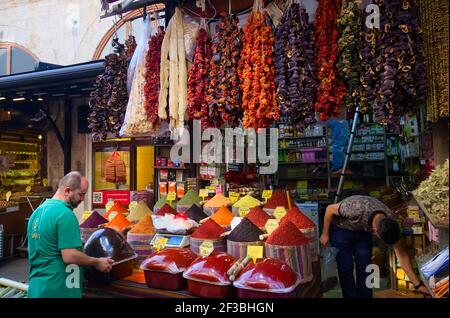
[105,212,132,232]
[203,193,231,208]
[245,206,271,228]
[266,220,309,246]
[190,219,225,239]
[103,202,128,220]
[228,218,264,242]
[127,201,152,222]
[177,189,202,207]
[79,211,108,228]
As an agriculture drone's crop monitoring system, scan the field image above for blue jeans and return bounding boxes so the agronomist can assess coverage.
[330,225,373,298]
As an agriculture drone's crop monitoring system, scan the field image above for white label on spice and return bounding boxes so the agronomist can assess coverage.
[239,206,250,218]
[247,245,264,264]
[265,219,279,235]
[199,240,214,257]
[274,206,287,220]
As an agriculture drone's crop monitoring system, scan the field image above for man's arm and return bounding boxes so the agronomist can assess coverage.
[320,203,340,246]
[61,248,113,272]
[393,239,430,295]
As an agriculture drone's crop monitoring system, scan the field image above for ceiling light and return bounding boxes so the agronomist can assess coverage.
[0,97,6,101]
[37,97,44,101]
[13,97,26,102]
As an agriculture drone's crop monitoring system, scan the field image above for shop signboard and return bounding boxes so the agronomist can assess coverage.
[92,190,130,206]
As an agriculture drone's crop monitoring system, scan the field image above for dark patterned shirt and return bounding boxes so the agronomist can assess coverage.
[332,195,393,232]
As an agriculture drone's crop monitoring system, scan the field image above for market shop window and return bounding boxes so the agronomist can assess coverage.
[93,6,165,60]
[0,43,38,76]
[93,144,131,191]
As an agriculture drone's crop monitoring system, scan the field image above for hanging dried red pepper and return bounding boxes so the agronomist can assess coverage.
[240,0,280,129]
[314,0,346,120]
[187,20,212,127]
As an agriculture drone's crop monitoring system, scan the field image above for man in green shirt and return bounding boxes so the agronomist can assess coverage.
[27,171,113,298]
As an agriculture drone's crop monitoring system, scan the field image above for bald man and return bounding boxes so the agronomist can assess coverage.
[27,171,113,298]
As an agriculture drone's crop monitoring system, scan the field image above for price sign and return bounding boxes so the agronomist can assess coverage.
[274,206,287,220]
[129,201,138,212]
[105,200,114,212]
[5,191,12,202]
[264,219,279,235]
[42,178,48,187]
[107,211,118,221]
[26,185,32,193]
[239,206,250,218]
[153,237,168,252]
[166,193,176,204]
[247,245,264,264]
[229,192,240,204]
[261,190,273,203]
[199,240,214,257]
[82,211,92,221]
[199,189,209,201]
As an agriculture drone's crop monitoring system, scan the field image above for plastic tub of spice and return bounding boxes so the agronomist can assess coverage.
[264,221,313,284]
[226,218,264,260]
[127,215,156,264]
[189,219,226,255]
[233,258,301,298]
[203,194,231,216]
[183,252,236,298]
[140,248,198,290]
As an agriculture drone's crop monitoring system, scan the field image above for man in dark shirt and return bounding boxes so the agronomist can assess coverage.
[320,195,429,298]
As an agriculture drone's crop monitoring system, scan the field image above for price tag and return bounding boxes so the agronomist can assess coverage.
[153,237,168,252]
[239,206,250,218]
[166,193,176,204]
[82,211,92,221]
[343,180,353,190]
[229,192,240,204]
[129,201,138,211]
[297,180,308,189]
[42,178,48,187]
[5,191,12,202]
[274,206,287,220]
[199,240,214,257]
[247,245,264,264]
[261,190,273,199]
[199,189,209,200]
[26,185,32,193]
[264,219,279,235]
[108,211,118,221]
[105,200,114,212]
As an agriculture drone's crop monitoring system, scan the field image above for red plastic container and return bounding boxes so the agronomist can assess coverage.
[233,258,300,298]
[140,247,198,291]
[183,252,236,298]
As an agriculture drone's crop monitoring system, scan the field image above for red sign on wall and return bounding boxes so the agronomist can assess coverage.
[93,190,130,206]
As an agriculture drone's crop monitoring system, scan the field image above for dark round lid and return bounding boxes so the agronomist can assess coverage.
[83,228,136,263]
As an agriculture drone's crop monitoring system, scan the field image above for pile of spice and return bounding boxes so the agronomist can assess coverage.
[203,193,231,215]
[103,201,128,220]
[154,195,177,211]
[233,195,261,209]
[266,220,309,246]
[191,219,225,239]
[79,211,108,228]
[155,203,177,216]
[264,189,290,209]
[210,206,234,227]
[177,189,202,207]
[127,201,152,222]
[245,206,271,228]
[228,218,264,242]
[128,215,155,234]
[280,206,315,230]
[186,204,208,223]
[105,212,132,232]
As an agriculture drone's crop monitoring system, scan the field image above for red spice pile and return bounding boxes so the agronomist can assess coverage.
[191,219,225,239]
[245,206,271,228]
[264,189,290,209]
[266,220,309,246]
[155,203,177,216]
[280,206,315,230]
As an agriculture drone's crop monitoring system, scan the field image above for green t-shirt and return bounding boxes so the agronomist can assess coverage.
[27,199,83,298]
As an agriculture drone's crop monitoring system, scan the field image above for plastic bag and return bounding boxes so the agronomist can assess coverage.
[140,248,198,274]
[320,246,339,292]
[120,17,156,137]
[183,14,200,63]
[183,252,236,285]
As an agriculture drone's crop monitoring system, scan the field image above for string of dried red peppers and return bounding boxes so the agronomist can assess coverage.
[205,13,242,128]
[314,0,346,120]
[144,28,165,127]
[187,27,212,127]
[240,10,280,129]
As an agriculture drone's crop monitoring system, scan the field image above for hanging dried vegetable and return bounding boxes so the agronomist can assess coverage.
[205,13,243,128]
[144,27,165,127]
[125,35,137,60]
[274,2,317,132]
[240,0,280,129]
[314,0,346,121]
[158,7,188,130]
[417,0,449,122]
[88,37,130,141]
[336,0,363,112]
[187,24,212,127]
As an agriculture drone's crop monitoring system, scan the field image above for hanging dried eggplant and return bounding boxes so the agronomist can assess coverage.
[275,2,317,132]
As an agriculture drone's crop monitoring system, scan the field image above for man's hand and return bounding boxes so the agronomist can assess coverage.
[415,284,430,295]
[320,234,329,246]
[95,257,114,273]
